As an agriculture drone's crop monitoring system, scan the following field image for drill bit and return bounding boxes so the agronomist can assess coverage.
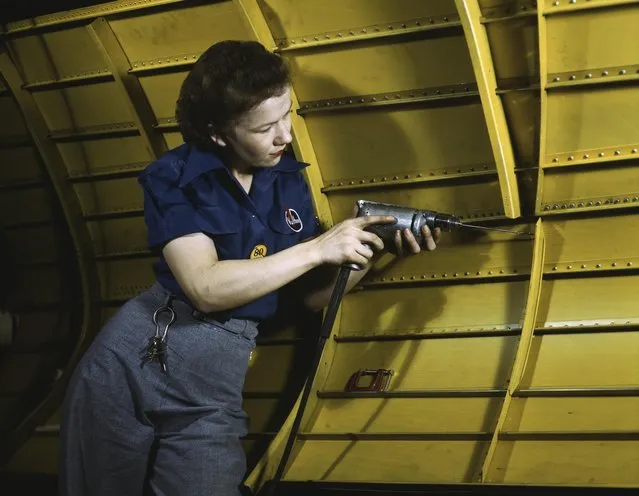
[459,223,534,236]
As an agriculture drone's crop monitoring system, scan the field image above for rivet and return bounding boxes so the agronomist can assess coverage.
[488,270,493,275]
[499,270,504,274]
[568,155,574,160]
[453,273,459,277]
[362,29,367,33]
[569,203,575,208]
[581,264,586,268]
[552,266,558,271]
[382,177,387,181]
[632,149,638,153]
[619,69,627,75]
[552,157,559,162]
[633,197,639,201]
[599,152,605,157]
[612,262,617,267]
[400,276,405,281]
[583,154,589,159]
[313,36,318,41]
[569,0,576,3]
[585,73,592,79]
[465,271,470,276]
[623,197,629,203]
[578,202,584,207]
[596,264,601,268]
[570,75,576,80]
[410,276,415,280]
[553,1,559,5]
[595,201,602,205]
[442,273,447,278]
[614,150,621,155]
[476,271,481,275]
[602,70,609,76]
[544,205,551,210]
[628,262,633,267]
[567,265,572,269]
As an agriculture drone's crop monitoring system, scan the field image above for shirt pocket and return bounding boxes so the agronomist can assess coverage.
[267,208,300,252]
[195,206,241,259]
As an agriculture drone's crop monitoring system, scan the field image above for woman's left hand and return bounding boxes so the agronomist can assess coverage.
[392,225,441,257]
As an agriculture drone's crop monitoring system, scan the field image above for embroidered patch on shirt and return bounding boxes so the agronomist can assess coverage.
[250,244,268,259]
[284,208,303,233]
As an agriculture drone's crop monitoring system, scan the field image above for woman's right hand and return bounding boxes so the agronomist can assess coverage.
[309,215,396,267]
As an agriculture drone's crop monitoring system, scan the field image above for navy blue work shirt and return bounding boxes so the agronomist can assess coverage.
[137,143,321,322]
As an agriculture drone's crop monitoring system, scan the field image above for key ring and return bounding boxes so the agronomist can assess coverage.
[152,304,176,341]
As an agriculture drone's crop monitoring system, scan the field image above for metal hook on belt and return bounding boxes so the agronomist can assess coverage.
[144,296,175,374]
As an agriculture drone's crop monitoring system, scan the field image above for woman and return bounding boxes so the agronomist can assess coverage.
[59,40,440,496]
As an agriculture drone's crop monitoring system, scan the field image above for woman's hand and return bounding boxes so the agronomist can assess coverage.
[309,215,396,267]
[392,225,442,257]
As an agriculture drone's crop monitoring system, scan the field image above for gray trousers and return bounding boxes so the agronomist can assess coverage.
[59,282,258,496]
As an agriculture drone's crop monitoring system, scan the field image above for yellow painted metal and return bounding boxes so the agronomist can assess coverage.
[310,397,503,433]
[496,440,639,485]
[2,0,189,35]
[543,214,639,269]
[74,178,143,215]
[291,36,473,102]
[87,17,167,159]
[546,4,639,75]
[482,219,545,482]
[455,0,520,219]
[324,336,518,391]
[261,0,457,41]
[534,0,549,214]
[57,136,153,175]
[96,259,155,301]
[87,218,150,257]
[0,45,100,464]
[545,86,639,156]
[304,103,494,184]
[506,397,639,432]
[543,0,639,16]
[328,180,507,222]
[340,281,528,338]
[109,2,248,65]
[527,332,639,388]
[286,440,489,482]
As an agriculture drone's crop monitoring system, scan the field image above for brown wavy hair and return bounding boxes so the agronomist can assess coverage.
[175,40,291,151]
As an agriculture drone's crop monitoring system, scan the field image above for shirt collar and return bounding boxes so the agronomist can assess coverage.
[179,144,309,188]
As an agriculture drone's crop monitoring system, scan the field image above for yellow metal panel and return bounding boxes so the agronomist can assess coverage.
[0,96,28,136]
[537,275,639,326]
[287,440,488,482]
[0,147,43,183]
[361,231,533,284]
[324,336,518,391]
[244,398,280,432]
[244,345,297,392]
[262,0,456,40]
[500,92,539,169]
[0,187,53,225]
[291,36,474,101]
[304,104,494,183]
[96,259,155,300]
[497,441,639,485]
[74,178,143,215]
[3,225,60,264]
[137,72,187,120]
[163,131,185,149]
[310,398,503,433]
[341,281,528,337]
[328,180,505,222]
[485,19,538,82]
[109,1,249,63]
[527,332,639,387]
[1,437,59,474]
[543,214,639,267]
[33,84,134,131]
[58,137,153,174]
[546,4,639,75]
[545,86,639,155]
[7,27,107,83]
[509,397,639,431]
[541,165,639,207]
[88,218,150,255]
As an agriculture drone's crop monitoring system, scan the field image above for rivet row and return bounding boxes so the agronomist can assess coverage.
[300,83,478,113]
[549,145,638,164]
[324,165,492,188]
[278,14,460,48]
[372,268,518,283]
[543,196,639,211]
[550,261,633,271]
[550,65,639,85]
[132,54,199,69]
[25,69,111,86]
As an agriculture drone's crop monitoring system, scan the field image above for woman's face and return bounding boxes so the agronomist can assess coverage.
[218,86,293,170]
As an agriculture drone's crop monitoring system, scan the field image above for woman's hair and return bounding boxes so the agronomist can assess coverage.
[176,40,291,150]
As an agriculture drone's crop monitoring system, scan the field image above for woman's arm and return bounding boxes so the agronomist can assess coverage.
[163,215,392,313]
